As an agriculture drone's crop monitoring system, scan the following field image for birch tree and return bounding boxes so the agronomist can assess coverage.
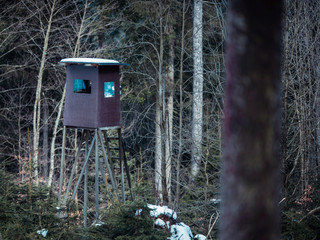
[220,1,283,239]
[164,25,175,204]
[155,12,164,203]
[32,0,57,186]
[47,0,89,188]
[191,0,203,179]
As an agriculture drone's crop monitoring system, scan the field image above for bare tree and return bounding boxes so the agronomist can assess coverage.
[32,0,57,185]
[191,0,203,179]
[47,0,89,188]
[164,24,175,204]
[282,0,320,198]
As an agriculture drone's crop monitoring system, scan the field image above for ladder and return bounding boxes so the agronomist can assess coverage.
[102,128,133,202]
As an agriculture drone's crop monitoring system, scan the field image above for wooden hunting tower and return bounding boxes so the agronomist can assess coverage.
[60,58,128,128]
[58,58,132,226]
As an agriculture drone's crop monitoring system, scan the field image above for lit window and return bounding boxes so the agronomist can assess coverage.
[74,79,91,93]
[104,82,115,98]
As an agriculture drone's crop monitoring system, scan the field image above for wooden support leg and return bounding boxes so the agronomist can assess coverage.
[98,130,119,200]
[84,130,89,228]
[95,129,100,221]
[70,134,96,201]
[62,130,85,206]
[118,129,125,203]
[120,135,134,201]
[102,131,116,183]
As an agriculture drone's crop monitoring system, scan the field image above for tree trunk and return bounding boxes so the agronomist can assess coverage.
[155,15,164,203]
[165,34,174,205]
[42,97,49,181]
[47,86,66,188]
[220,1,283,239]
[191,0,203,179]
[176,0,186,208]
[47,0,88,188]
[32,0,56,186]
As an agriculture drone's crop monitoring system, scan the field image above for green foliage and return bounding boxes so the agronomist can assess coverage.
[0,168,83,239]
[99,201,169,240]
[281,209,320,240]
[281,182,320,239]
[0,167,169,239]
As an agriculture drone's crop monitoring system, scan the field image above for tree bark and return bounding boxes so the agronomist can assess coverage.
[176,0,186,208]
[220,1,283,239]
[42,97,49,181]
[155,15,164,203]
[165,33,174,205]
[47,86,66,187]
[191,0,203,179]
[32,0,56,186]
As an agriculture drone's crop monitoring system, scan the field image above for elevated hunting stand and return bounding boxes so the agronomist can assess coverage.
[58,58,133,226]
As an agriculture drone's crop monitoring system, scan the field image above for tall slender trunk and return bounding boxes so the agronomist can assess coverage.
[176,0,186,208]
[47,0,88,188]
[18,91,23,181]
[155,15,164,203]
[165,34,174,205]
[33,0,56,186]
[47,86,65,187]
[42,98,49,181]
[191,0,203,179]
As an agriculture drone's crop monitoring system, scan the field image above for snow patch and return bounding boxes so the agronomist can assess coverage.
[93,221,105,227]
[37,229,48,238]
[136,204,207,239]
[166,221,170,229]
[194,234,207,240]
[210,198,221,204]
[135,208,142,216]
[147,204,177,220]
[169,222,193,240]
[154,218,166,227]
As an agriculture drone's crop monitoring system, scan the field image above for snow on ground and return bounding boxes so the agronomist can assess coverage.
[147,204,207,240]
[36,229,48,237]
[147,204,177,220]
[169,222,193,240]
[154,218,166,227]
[194,234,208,240]
[39,204,207,239]
[210,198,221,204]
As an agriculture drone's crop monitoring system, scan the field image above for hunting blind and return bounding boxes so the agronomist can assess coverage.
[58,58,132,226]
[61,58,128,128]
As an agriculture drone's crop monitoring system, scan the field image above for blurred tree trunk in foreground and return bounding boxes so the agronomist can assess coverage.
[220,1,283,239]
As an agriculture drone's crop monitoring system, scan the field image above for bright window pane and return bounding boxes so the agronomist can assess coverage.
[74,79,91,93]
[104,82,115,98]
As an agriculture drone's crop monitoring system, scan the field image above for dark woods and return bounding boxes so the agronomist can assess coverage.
[0,0,319,239]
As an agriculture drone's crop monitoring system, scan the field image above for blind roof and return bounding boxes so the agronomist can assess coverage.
[60,58,129,66]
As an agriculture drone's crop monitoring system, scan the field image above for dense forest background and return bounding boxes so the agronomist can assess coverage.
[0,0,319,239]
